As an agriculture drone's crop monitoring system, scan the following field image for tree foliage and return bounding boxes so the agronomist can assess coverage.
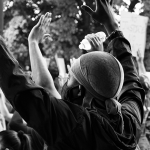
[3,0,150,76]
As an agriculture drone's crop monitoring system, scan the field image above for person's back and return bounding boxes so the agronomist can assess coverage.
[0,0,144,150]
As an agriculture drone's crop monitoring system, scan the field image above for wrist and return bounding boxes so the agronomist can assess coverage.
[28,40,39,45]
[105,30,124,45]
[104,30,131,53]
[104,22,119,35]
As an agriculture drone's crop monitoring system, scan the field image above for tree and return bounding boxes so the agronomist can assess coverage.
[3,0,98,76]
[3,0,150,77]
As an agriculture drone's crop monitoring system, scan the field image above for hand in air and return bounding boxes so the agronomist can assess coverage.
[81,0,115,25]
[81,0,119,34]
[28,12,52,43]
[84,33,105,52]
[67,58,77,73]
[136,49,144,62]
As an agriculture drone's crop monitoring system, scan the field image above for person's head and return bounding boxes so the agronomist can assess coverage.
[0,130,32,150]
[62,51,124,109]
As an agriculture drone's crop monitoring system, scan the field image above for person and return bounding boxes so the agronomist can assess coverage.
[0,125,48,150]
[136,49,150,108]
[136,49,150,80]
[136,50,150,150]
[0,87,27,129]
[28,13,61,99]
[0,130,32,150]
[0,89,47,150]
[0,0,144,150]
[0,88,13,123]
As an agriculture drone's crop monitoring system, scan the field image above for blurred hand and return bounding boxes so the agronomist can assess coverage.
[82,0,115,24]
[84,33,104,52]
[81,0,118,33]
[137,49,144,62]
[58,74,68,88]
[58,58,77,87]
[28,12,52,43]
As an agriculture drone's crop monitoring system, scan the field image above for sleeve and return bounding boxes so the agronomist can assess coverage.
[13,89,81,146]
[0,36,83,146]
[105,30,145,123]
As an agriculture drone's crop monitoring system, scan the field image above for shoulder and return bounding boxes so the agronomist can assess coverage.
[29,128,46,150]
[48,96,86,120]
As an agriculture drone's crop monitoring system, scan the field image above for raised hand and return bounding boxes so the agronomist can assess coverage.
[84,33,105,52]
[136,49,144,62]
[58,58,77,87]
[81,0,119,34]
[28,12,52,43]
[28,12,61,99]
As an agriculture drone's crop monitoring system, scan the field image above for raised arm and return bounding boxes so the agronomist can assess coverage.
[84,33,105,52]
[82,1,144,145]
[82,0,144,119]
[28,12,61,99]
[81,0,119,35]
[0,88,13,122]
[136,49,146,75]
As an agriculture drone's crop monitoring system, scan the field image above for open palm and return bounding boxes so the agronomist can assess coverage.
[82,0,115,25]
[28,12,52,43]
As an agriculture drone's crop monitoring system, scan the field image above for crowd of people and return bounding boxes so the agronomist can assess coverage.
[0,0,149,150]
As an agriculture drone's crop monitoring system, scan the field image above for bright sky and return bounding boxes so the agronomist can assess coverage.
[122,0,142,14]
[123,0,130,5]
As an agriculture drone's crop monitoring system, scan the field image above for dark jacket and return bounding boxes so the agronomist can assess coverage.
[0,32,144,150]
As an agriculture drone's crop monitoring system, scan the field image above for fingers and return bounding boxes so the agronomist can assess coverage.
[137,50,140,57]
[37,15,44,27]
[43,34,53,41]
[137,49,143,59]
[36,12,51,31]
[109,0,113,5]
[94,36,102,45]
[95,0,109,10]
[70,58,73,66]
[70,58,76,66]
[67,64,71,72]
[40,14,45,26]
[84,33,104,51]
[85,34,98,47]
[68,58,76,71]
[81,5,94,16]
[58,74,68,87]
[95,0,101,10]
[42,12,52,26]
[85,32,105,45]
[40,12,52,39]
[85,33,95,40]
[42,12,48,25]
